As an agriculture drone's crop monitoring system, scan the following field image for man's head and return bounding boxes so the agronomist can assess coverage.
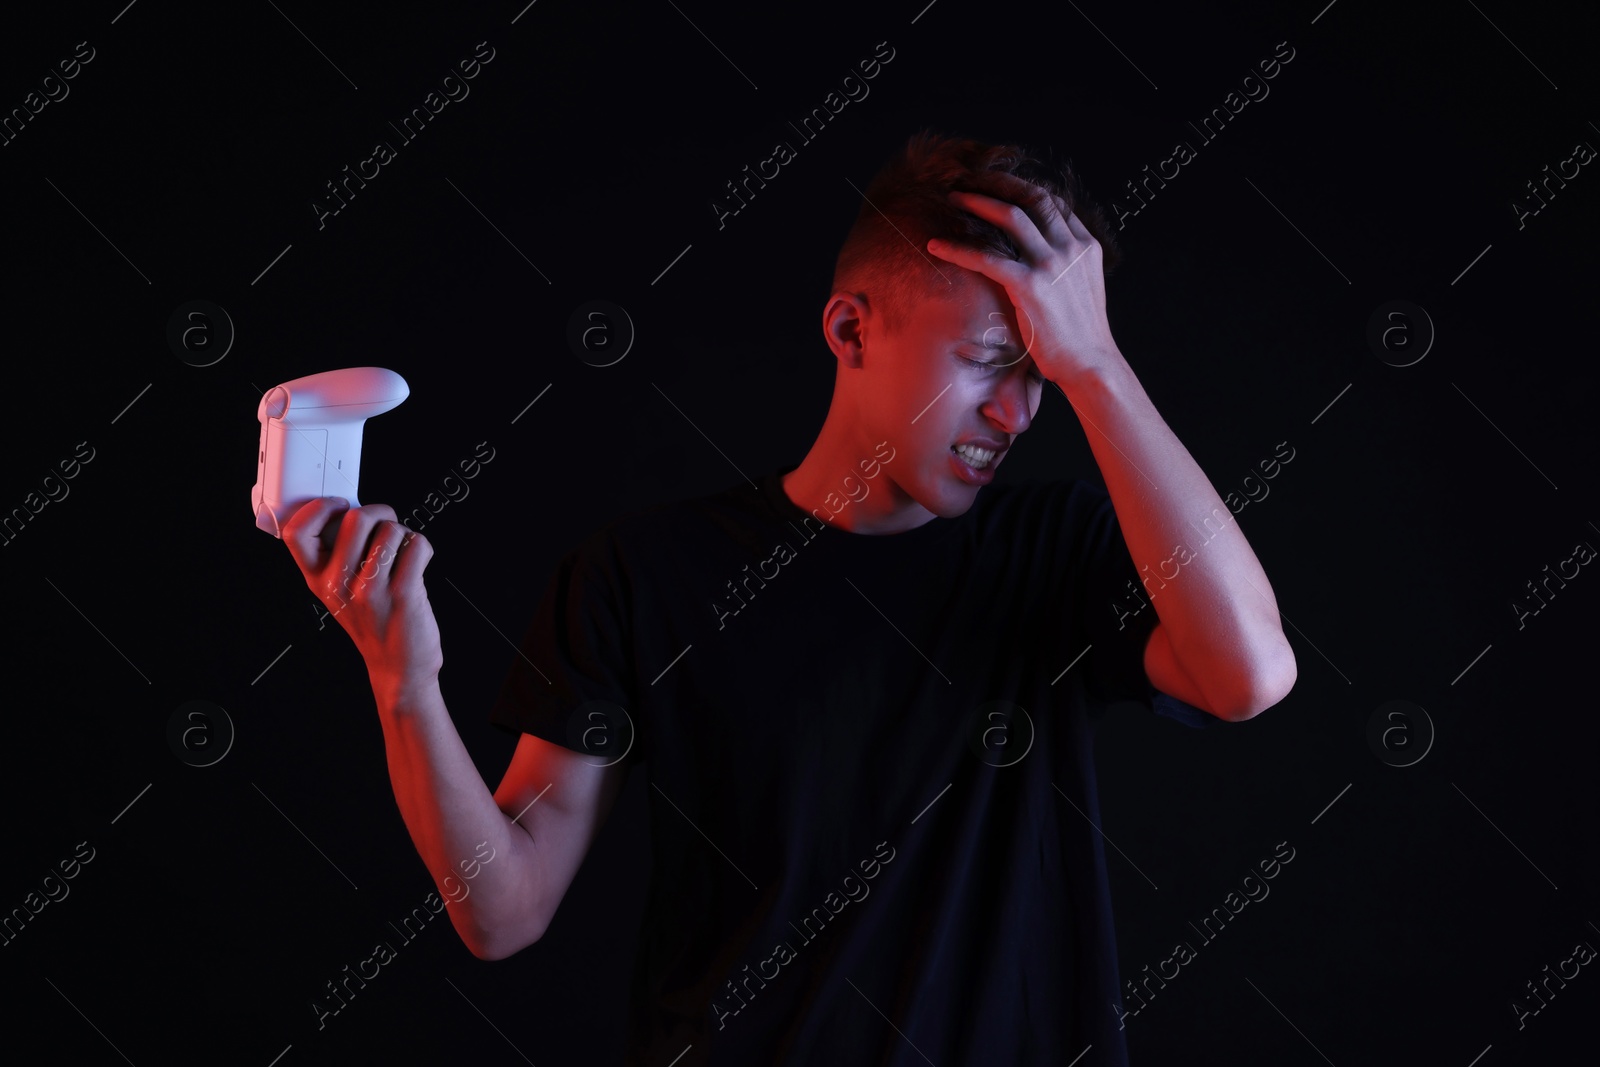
[821,130,1121,518]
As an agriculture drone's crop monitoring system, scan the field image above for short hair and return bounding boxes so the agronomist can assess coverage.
[830,129,1122,334]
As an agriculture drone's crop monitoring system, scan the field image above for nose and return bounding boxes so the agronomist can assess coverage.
[982,367,1035,436]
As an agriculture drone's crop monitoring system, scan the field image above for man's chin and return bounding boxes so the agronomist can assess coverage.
[923,481,982,518]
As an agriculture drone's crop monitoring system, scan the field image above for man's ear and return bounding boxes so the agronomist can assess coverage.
[821,291,871,369]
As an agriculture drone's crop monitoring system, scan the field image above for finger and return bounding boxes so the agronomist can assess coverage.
[925,237,1029,289]
[330,504,399,603]
[1060,206,1094,244]
[390,528,435,593]
[282,496,351,573]
[947,189,1054,263]
[355,519,410,585]
[960,172,1072,245]
[1047,191,1076,235]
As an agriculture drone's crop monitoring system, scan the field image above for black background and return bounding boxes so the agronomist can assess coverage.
[1,1,1596,1064]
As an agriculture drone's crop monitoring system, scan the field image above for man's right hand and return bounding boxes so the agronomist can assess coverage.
[282,497,443,698]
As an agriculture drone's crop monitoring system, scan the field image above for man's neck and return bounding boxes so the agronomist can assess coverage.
[781,425,936,536]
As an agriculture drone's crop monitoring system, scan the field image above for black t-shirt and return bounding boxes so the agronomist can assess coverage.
[491,460,1221,1065]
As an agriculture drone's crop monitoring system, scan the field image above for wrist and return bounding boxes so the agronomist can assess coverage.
[370,667,443,714]
[1053,349,1135,400]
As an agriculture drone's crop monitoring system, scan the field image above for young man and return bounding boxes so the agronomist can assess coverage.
[283,130,1296,1065]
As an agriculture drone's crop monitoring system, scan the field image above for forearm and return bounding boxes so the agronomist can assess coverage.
[1057,355,1293,707]
[372,674,539,959]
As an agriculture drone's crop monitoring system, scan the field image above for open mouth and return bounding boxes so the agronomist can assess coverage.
[951,443,997,470]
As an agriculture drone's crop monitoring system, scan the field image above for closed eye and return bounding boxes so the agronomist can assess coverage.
[959,354,1044,383]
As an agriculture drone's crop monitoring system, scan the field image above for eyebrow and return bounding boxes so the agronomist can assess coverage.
[957,338,1026,357]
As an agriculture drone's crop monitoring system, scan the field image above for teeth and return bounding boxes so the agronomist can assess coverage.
[954,443,996,468]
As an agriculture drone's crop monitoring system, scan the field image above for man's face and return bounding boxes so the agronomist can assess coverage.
[852,270,1045,517]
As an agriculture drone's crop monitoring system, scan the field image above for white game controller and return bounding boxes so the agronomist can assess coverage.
[251,367,409,537]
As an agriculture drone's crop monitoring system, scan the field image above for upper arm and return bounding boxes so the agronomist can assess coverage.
[488,731,630,953]
[1142,619,1233,721]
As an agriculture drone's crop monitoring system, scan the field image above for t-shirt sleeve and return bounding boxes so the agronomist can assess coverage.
[488,526,644,764]
[1068,480,1218,730]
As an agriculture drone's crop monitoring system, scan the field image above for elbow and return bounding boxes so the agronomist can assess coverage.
[468,938,518,962]
[466,931,511,961]
[454,837,551,961]
[466,931,535,962]
[463,910,548,962]
[1229,642,1297,721]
